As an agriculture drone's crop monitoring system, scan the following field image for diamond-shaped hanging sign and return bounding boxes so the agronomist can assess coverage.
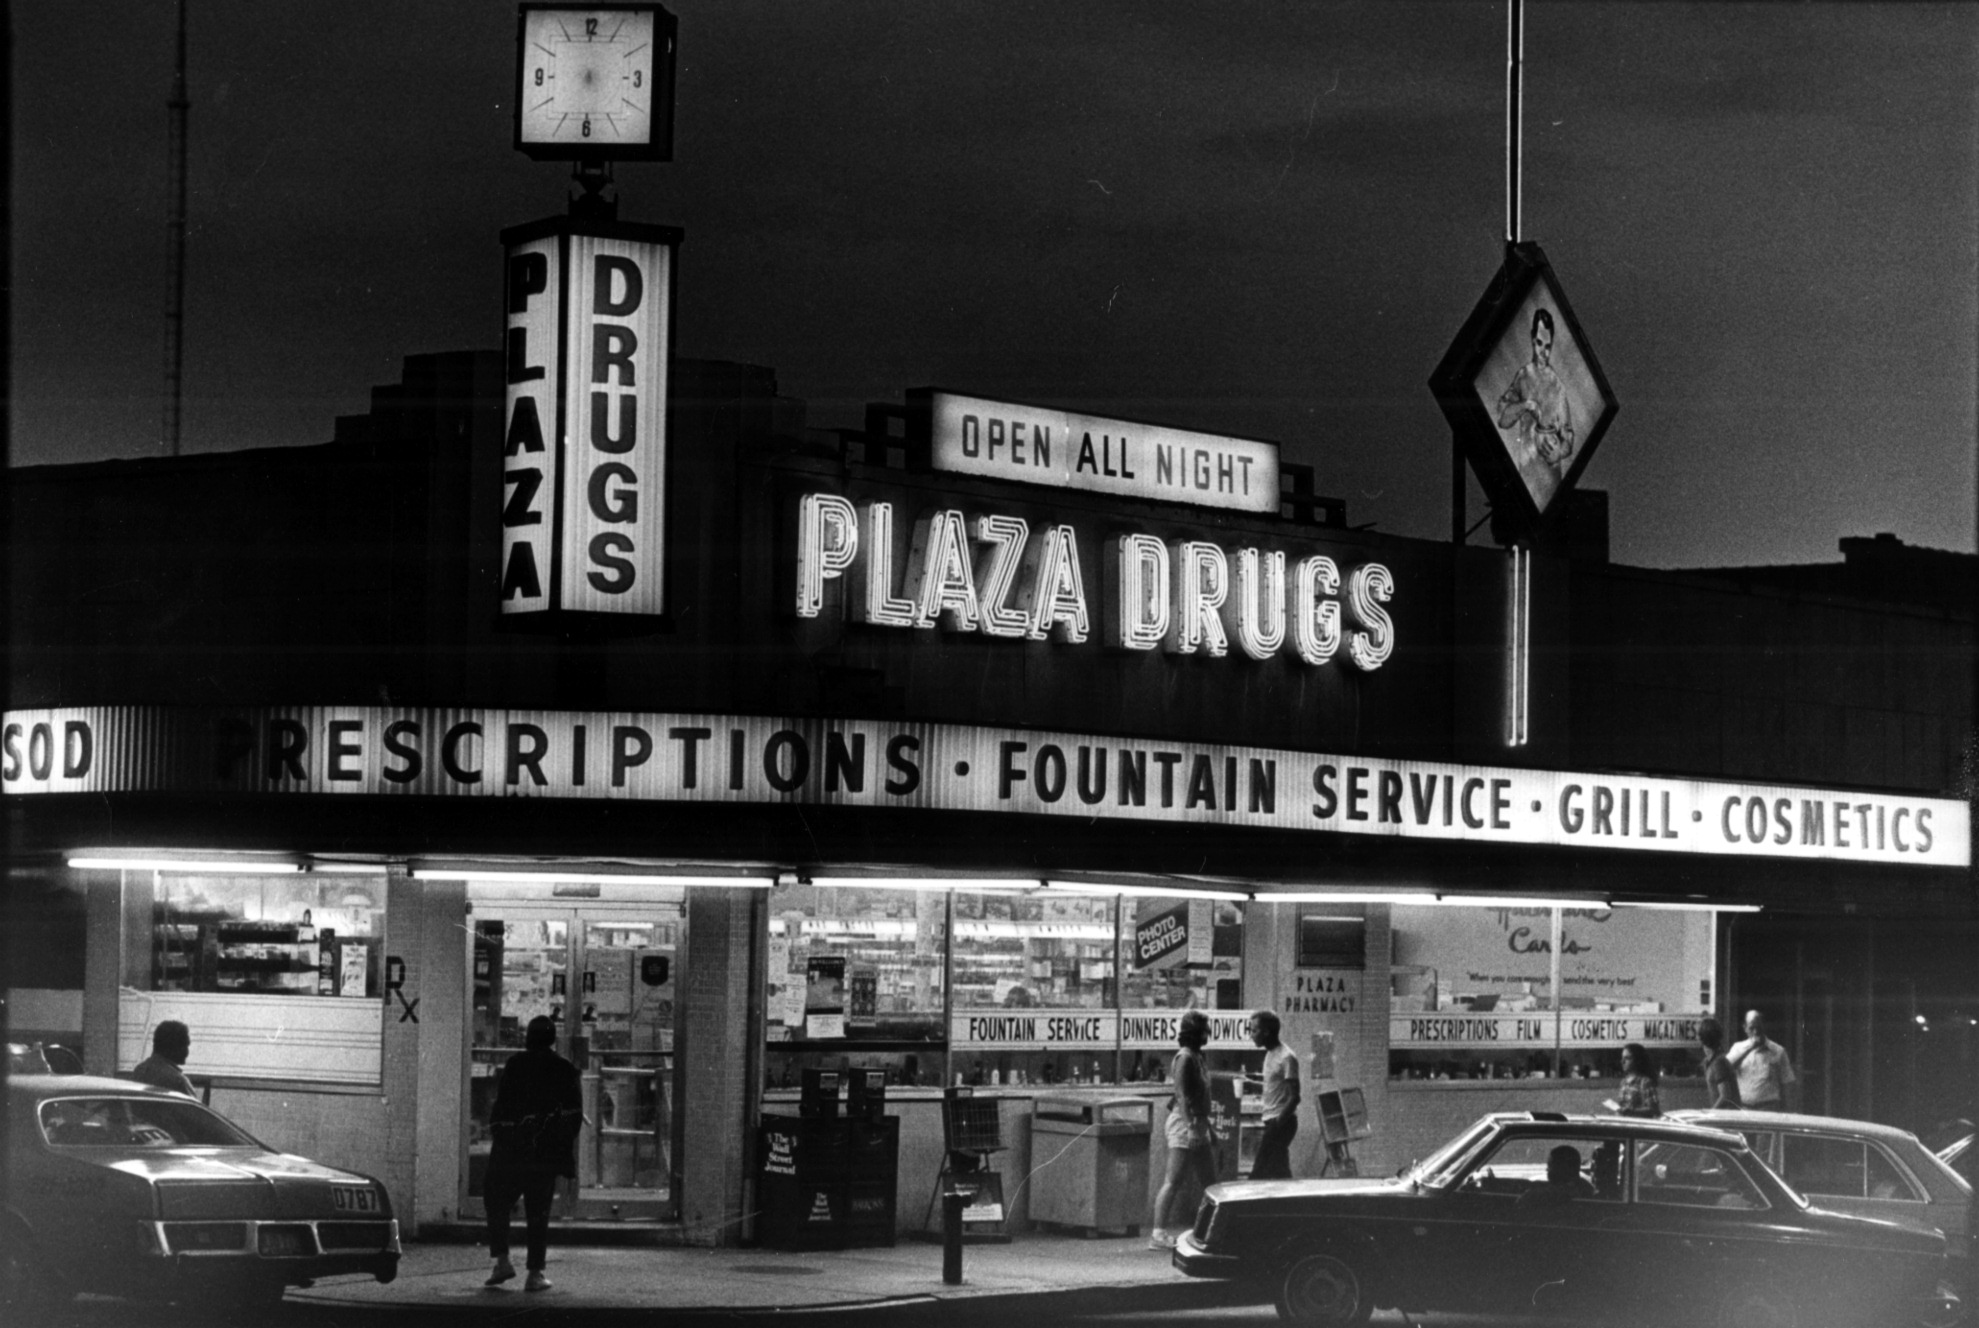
[1429,242,1618,545]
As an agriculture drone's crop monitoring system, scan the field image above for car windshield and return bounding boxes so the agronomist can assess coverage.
[1413,1117,1501,1187]
[39,1095,259,1149]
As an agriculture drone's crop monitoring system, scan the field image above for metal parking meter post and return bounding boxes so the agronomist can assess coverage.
[941,1187,967,1284]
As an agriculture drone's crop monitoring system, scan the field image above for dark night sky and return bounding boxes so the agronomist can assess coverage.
[11,1,1976,568]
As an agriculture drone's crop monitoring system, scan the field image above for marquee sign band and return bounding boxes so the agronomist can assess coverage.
[2,707,1965,868]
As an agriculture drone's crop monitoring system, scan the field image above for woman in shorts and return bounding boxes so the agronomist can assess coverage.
[1149,1009,1216,1249]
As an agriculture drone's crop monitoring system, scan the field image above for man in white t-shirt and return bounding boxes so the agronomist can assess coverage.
[1727,1008,1798,1111]
[1247,1009,1301,1180]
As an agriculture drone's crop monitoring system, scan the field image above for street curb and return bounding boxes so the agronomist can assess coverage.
[286,1272,1263,1322]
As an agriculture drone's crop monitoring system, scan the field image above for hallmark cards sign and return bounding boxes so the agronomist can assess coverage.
[500,215,680,621]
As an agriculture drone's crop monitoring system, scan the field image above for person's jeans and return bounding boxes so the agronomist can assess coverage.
[1249,1112,1298,1180]
[485,1165,559,1271]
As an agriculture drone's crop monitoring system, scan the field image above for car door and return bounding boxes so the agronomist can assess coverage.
[1621,1138,1781,1317]
[1421,1132,1625,1315]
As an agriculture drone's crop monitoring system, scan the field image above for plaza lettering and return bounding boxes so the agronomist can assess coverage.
[1286,972,1357,1014]
[792,493,1395,670]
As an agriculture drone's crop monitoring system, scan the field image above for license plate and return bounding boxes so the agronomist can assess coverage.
[331,1185,379,1213]
[258,1226,314,1257]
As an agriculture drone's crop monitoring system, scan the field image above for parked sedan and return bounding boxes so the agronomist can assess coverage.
[1673,1108,1971,1327]
[2,1073,400,1309]
[1174,1111,1955,1327]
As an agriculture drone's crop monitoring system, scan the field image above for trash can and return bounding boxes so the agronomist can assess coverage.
[1028,1093,1152,1236]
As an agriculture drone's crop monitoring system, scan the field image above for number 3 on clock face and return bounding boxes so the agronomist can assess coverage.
[514,4,677,161]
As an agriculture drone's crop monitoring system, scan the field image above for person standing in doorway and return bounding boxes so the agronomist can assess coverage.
[1246,1010,1301,1179]
[482,1015,583,1293]
[1728,1008,1798,1111]
[130,1020,197,1098]
[1149,1009,1215,1250]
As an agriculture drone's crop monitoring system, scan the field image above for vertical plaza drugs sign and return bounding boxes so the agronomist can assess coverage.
[500,215,680,621]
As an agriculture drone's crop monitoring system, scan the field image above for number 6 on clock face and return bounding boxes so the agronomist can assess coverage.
[514,4,677,161]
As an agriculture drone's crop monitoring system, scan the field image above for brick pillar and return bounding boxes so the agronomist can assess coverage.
[82,873,127,1077]
[677,888,756,1247]
[378,871,470,1233]
[380,866,422,1233]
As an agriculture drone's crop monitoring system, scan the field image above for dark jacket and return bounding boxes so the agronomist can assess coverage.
[489,1046,584,1178]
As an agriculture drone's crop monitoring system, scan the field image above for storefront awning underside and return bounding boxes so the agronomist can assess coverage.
[11,791,1971,919]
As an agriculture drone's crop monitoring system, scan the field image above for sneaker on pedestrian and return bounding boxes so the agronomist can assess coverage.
[1147,1228,1176,1249]
[485,1256,516,1286]
[525,1270,553,1293]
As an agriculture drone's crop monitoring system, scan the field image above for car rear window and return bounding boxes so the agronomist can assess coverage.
[1635,1141,1768,1210]
[39,1096,258,1148]
[1781,1134,1870,1199]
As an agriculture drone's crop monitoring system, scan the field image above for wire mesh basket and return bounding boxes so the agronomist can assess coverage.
[941,1088,1005,1154]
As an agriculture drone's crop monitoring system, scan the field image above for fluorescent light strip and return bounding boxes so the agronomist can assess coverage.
[1044,880,1251,902]
[410,869,771,888]
[1430,894,1605,909]
[1256,891,1441,905]
[1608,900,1763,913]
[809,877,1042,893]
[69,857,301,874]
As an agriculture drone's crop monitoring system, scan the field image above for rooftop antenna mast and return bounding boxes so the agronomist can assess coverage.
[1506,0,1524,247]
[162,0,189,456]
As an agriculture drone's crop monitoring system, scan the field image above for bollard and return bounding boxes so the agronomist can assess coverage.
[941,1185,968,1284]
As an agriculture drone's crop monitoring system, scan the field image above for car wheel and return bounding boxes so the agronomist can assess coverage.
[1275,1251,1374,1327]
[0,1219,71,1311]
[1918,1273,1966,1328]
[1715,1279,1799,1328]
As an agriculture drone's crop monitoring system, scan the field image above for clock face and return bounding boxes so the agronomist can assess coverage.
[515,5,675,159]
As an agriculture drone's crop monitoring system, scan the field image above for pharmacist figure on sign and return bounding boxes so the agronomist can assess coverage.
[1246,1010,1301,1180]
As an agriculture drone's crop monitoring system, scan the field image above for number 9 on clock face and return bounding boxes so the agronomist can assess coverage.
[514,4,677,161]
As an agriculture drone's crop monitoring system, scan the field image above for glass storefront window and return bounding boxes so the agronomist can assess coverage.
[951,890,1114,1010]
[1119,897,1244,1011]
[767,885,947,1041]
[1387,903,1714,1082]
[151,871,387,998]
[762,883,1246,1090]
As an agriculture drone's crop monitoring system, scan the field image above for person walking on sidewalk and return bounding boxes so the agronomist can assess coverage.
[483,1016,583,1293]
[1246,1010,1300,1179]
[1728,1008,1797,1111]
[1150,1009,1215,1250]
[1699,1017,1742,1109]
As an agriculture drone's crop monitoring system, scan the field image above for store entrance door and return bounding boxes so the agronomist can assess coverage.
[461,894,683,1224]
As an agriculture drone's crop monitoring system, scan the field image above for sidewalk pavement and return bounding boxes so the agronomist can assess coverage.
[290,1228,1258,1320]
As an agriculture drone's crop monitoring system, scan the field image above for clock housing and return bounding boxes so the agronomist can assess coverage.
[515,4,677,161]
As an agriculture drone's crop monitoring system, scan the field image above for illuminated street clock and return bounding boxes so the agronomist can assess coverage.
[514,4,677,161]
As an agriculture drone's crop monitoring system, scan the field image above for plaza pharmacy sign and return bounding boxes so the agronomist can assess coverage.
[5,707,1968,870]
[500,215,680,622]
